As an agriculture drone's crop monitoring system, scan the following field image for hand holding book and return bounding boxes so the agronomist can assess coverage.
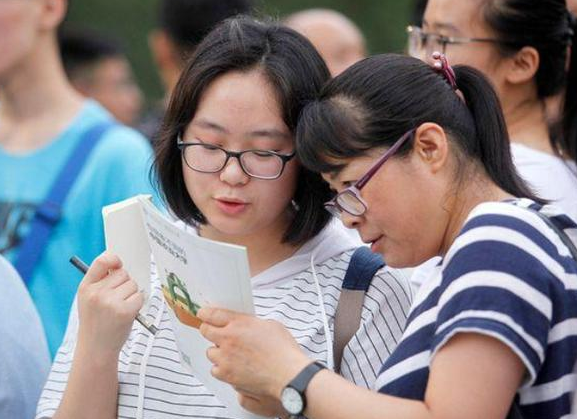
[72,252,145,356]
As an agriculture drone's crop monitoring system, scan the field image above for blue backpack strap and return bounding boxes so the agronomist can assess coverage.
[14,122,115,284]
[333,247,385,372]
[342,246,386,291]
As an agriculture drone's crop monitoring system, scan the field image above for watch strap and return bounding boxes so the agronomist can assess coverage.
[286,361,326,413]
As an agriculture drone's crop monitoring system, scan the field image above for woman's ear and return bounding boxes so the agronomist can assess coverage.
[40,0,68,30]
[504,46,540,85]
[413,123,450,173]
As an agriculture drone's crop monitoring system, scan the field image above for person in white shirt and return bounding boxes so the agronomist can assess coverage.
[408,0,577,221]
[37,17,412,419]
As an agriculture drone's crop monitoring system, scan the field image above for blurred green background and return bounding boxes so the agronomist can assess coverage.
[65,0,414,103]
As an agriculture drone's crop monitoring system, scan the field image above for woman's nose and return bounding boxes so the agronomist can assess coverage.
[340,211,362,230]
[219,156,250,186]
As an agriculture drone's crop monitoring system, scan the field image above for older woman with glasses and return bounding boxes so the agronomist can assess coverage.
[36,17,413,419]
[407,0,577,223]
[198,53,577,419]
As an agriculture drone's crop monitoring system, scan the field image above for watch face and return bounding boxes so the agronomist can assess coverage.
[281,386,304,415]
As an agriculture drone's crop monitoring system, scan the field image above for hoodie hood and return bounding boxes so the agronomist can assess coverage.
[251,219,362,289]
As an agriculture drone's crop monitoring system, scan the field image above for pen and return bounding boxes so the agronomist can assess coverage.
[69,255,158,335]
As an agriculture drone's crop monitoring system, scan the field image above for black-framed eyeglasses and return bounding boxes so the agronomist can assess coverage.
[177,137,296,180]
[325,129,415,218]
[406,25,504,58]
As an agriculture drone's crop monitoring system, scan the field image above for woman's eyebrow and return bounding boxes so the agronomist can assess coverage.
[191,118,230,134]
[248,129,291,140]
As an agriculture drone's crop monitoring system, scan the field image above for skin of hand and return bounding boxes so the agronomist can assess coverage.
[76,252,144,358]
[198,308,312,401]
[236,391,288,418]
[199,308,525,419]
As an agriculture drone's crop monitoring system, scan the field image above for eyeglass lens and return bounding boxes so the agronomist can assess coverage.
[182,144,286,179]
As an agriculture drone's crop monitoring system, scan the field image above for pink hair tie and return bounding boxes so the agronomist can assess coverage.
[431,51,458,90]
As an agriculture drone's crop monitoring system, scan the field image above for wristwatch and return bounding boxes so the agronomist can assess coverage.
[280,361,326,417]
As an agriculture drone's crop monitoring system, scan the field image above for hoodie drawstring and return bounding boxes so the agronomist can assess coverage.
[310,252,335,371]
[135,297,165,419]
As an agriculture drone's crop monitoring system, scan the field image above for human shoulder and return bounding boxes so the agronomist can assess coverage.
[76,101,152,164]
[450,199,575,263]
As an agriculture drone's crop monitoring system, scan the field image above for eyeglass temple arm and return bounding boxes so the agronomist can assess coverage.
[355,130,415,189]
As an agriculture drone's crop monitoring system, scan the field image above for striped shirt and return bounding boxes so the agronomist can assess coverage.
[38,246,412,418]
[375,199,577,419]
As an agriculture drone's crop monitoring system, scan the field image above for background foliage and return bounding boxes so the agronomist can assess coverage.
[65,0,415,103]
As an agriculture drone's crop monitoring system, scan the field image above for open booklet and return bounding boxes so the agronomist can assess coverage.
[102,195,263,419]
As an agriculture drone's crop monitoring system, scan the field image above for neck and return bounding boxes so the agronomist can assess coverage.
[0,37,84,151]
[502,92,552,154]
[438,172,513,256]
[198,212,300,277]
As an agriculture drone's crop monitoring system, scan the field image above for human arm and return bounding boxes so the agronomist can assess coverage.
[52,253,143,419]
[199,308,524,419]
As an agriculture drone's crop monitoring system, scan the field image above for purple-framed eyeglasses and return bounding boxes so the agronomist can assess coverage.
[325,129,416,218]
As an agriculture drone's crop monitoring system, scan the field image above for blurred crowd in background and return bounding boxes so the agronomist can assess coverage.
[1,0,577,417]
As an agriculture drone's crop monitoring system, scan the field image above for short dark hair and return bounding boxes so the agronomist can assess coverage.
[480,0,577,169]
[157,0,254,60]
[411,0,428,26]
[153,16,333,246]
[58,27,124,81]
[296,54,544,204]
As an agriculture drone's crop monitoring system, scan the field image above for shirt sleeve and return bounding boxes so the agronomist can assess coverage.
[35,299,79,419]
[341,266,413,388]
[430,217,556,386]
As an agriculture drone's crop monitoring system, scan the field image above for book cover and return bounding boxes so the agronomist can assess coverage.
[103,196,262,419]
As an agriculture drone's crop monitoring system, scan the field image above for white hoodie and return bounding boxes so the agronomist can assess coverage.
[37,221,412,419]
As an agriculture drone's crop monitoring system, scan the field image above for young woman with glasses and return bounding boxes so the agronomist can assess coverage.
[36,17,413,419]
[197,53,577,419]
[407,0,577,223]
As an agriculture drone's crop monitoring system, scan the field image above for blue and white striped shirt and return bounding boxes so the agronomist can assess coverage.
[375,199,577,419]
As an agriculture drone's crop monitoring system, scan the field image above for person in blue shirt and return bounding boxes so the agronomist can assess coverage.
[0,0,156,356]
[0,255,50,419]
[197,53,577,419]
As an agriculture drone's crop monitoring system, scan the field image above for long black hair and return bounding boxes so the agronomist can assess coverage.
[296,53,544,203]
[154,16,333,245]
[481,0,577,166]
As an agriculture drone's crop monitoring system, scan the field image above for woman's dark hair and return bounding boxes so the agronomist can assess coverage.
[154,16,332,245]
[481,0,577,167]
[296,53,544,203]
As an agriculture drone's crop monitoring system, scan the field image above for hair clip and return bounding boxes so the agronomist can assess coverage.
[431,51,458,91]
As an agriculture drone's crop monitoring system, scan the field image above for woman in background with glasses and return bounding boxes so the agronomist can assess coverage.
[197,53,577,419]
[36,17,412,419]
[407,0,577,223]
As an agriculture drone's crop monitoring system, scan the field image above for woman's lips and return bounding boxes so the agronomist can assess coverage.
[214,198,249,215]
[369,236,384,253]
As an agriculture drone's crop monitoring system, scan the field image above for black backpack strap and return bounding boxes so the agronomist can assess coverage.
[333,247,385,373]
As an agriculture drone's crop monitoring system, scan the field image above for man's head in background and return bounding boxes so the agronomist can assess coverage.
[284,8,366,77]
[149,0,254,97]
[59,28,143,125]
[0,0,69,85]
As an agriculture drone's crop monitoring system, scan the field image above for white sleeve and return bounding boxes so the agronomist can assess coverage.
[340,266,412,388]
[35,298,79,419]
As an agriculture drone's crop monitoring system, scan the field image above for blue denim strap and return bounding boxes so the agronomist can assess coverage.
[342,246,385,291]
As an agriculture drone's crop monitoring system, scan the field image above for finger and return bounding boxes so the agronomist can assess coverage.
[206,345,220,365]
[94,268,131,290]
[197,307,237,327]
[123,289,144,314]
[199,322,222,345]
[84,252,122,284]
[113,278,139,301]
